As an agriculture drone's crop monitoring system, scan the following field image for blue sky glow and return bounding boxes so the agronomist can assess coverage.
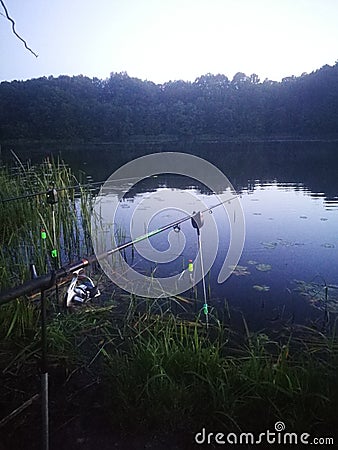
[1,0,338,83]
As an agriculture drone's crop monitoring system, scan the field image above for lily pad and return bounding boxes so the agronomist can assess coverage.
[229,265,250,276]
[256,263,272,272]
[247,260,258,265]
[261,242,277,249]
[277,238,294,247]
[253,284,270,292]
[321,243,335,248]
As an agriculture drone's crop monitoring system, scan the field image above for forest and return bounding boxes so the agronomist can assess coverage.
[1,61,338,140]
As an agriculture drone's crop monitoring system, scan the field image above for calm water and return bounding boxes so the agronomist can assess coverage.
[3,140,338,328]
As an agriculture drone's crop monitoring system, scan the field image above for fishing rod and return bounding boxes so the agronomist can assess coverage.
[0,175,150,203]
[0,177,137,203]
[0,194,239,305]
[0,183,94,203]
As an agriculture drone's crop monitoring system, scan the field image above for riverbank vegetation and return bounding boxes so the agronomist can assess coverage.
[0,162,338,448]
[0,159,93,285]
[1,62,338,141]
[0,300,337,449]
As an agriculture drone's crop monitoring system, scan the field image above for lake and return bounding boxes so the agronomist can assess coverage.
[2,139,338,330]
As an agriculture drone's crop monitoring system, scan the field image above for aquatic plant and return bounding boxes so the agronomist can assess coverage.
[294,280,338,314]
[255,263,272,272]
[229,265,250,276]
[253,284,270,292]
[260,241,277,249]
[247,260,258,265]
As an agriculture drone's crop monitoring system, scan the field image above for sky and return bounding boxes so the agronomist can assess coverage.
[1,0,338,84]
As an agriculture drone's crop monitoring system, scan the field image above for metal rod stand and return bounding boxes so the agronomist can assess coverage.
[40,289,49,450]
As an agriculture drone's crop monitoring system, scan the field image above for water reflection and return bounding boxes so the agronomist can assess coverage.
[2,140,338,327]
[95,172,338,327]
[3,139,338,207]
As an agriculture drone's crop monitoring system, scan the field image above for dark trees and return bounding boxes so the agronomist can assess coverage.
[1,63,338,141]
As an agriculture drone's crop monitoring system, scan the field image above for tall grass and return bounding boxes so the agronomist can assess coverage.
[99,309,338,436]
[0,157,93,337]
[0,289,337,448]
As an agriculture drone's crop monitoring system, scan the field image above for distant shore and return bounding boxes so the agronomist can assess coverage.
[2,134,338,148]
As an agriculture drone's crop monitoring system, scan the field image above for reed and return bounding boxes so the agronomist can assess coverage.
[0,157,93,337]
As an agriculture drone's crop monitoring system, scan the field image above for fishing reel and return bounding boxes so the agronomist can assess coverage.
[64,269,100,308]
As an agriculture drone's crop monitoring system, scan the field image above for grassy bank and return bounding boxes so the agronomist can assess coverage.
[0,159,337,449]
[0,300,337,449]
[101,310,338,436]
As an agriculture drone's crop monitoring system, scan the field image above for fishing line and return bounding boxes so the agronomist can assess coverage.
[191,211,209,328]
[198,233,209,329]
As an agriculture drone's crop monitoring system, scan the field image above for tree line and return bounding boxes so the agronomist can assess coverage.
[1,62,338,140]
